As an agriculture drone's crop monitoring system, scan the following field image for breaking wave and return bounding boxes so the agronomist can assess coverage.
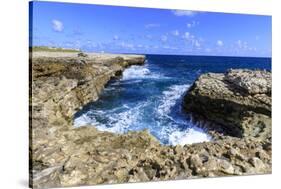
[74,103,147,134]
[169,127,211,145]
[122,65,165,80]
[157,84,190,117]
[74,60,211,145]
[156,84,211,145]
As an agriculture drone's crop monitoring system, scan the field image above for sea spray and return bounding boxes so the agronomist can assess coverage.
[74,55,270,145]
[157,84,190,117]
[122,65,166,80]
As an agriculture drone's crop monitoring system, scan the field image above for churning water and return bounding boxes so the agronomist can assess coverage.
[74,55,271,145]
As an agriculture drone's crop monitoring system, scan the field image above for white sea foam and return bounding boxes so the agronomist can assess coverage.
[96,103,147,133]
[168,128,211,145]
[157,84,190,117]
[74,114,97,127]
[122,65,163,80]
[74,82,212,146]
[156,84,211,145]
[74,103,147,134]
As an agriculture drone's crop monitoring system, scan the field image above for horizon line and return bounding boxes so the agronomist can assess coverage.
[30,46,272,59]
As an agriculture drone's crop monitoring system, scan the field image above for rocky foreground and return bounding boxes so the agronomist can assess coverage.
[30,52,272,189]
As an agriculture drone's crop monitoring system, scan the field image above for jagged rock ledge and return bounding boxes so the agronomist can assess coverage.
[30,52,272,189]
[183,69,271,140]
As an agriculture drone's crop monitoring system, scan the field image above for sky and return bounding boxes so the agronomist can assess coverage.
[30,1,272,57]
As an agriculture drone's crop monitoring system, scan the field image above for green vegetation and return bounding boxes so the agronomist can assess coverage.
[31,46,81,52]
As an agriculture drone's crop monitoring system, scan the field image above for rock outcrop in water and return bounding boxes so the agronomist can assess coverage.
[183,69,271,140]
[30,52,272,189]
[182,69,272,176]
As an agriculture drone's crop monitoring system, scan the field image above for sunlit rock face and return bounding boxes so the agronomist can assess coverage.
[183,69,271,139]
[30,52,271,189]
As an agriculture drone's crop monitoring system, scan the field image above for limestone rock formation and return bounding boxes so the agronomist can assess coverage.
[30,52,272,189]
[183,69,271,139]
[225,69,271,95]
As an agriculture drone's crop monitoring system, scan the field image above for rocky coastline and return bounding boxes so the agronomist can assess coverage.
[30,52,272,188]
[183,69,271,140]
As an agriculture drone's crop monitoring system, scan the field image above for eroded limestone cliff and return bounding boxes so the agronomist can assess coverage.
[183,69,271,140]
[30,53,271,189]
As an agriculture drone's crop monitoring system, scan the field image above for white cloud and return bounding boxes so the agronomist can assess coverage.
[236,40,242,47]
[120,42,135,50]
[236,40,248,49]
[205,48,212,53]
[162,45,178,50]
[63,40,81,49]
[183,32,190,40]
[187,21,199,28]
[217,40,224,47]
[172,10,196,17]
[182,32,203,50]
[161,35,168,42]
[113,35,119,40]
[233,40,257,53]
[145,24,160,28]
[171,30,179,36]
[145,34,152,39]
[75,40,81,48]
[195,40,201,48]
[52,19,63,32]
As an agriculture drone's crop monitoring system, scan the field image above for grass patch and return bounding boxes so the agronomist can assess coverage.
[31,46,81,53]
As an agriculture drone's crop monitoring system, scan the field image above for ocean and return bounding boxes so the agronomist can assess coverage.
[74,55,271,145]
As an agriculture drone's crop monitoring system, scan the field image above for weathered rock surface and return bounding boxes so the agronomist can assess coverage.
[182,69,271,176]
[30,53,272,189]
[225,69,271,95]
[30,52,146,188]
[183,69,271,139]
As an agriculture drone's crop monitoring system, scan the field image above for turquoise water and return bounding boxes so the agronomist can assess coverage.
[74,55,271,145]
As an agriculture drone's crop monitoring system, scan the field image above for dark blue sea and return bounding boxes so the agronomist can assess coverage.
[74,55,271,145]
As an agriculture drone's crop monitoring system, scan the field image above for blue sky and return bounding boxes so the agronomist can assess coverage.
[30,1,272,57]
